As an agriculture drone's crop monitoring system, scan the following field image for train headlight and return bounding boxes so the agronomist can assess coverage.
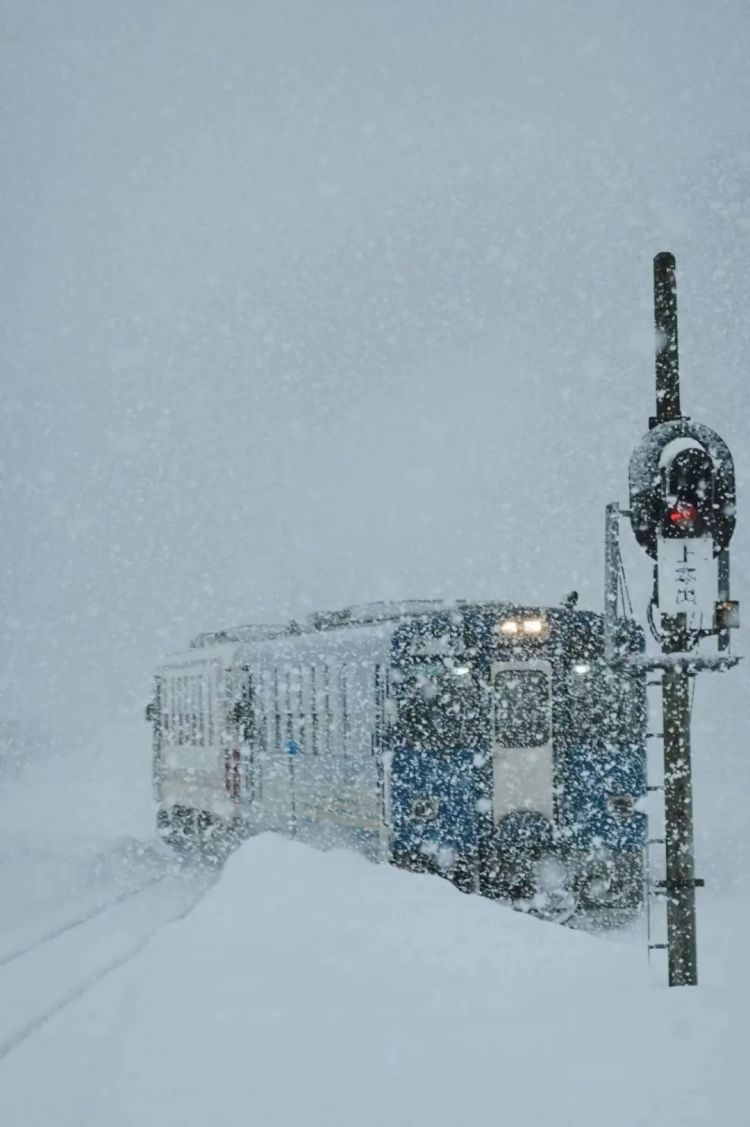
[497,616,548,638]
[498,619,520,635]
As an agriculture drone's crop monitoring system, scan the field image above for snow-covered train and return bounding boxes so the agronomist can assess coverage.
[146,599,648,913]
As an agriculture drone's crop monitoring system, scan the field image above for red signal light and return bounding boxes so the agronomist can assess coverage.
[668,502,699,525]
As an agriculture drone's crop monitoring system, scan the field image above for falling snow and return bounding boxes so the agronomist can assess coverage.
[1,2,749,1125]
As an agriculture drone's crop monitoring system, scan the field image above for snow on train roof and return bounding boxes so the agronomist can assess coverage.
[186,600,454,650]
[155,602,446,669]
[158,598,615,668]
[188,623,288,647]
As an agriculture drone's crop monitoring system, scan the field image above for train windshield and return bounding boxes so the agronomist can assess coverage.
[566,663,646,743]
[493,668,550,748]
[394,661,481,752]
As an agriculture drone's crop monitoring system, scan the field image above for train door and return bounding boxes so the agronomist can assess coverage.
[491,660,554,822]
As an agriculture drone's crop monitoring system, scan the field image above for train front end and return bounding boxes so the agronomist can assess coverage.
[386,604,647,914]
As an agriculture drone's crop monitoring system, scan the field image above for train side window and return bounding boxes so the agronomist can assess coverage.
[177,677,185,745]
[310,665,319,755]
[182,677,190,745]
[494,669,550,748]
[185,677,192,745]
[339,664,349,756]
[235,671,255,743]
[196,680,204,746]
[257,669,268,753]
[273,667,282,753]
[197,677,204,745]
[259,669,273,757]
[296,667,305,750]
[323,665,333,754]
[184,677,192,745]
[190,676,200,745]
[173,680,180,743]
[162,680,171,742]
[373,664,386,754]
[207,677,214,747]
[284,668,293,743]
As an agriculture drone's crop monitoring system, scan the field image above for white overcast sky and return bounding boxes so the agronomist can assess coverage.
[2,0,749,743]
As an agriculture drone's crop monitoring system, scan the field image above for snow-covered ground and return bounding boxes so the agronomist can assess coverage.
[0,817,746,1127]
[0,719,747,1126]
[0,724,216,1082]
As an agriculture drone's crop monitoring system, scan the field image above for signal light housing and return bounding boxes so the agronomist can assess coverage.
[628,420,736,559]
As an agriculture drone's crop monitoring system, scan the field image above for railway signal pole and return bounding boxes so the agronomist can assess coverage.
[661,612,697,985]
[654,252,698,986]
[612,252,739,986]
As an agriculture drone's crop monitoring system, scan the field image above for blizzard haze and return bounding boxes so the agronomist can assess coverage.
[1,7,750,1123]
[2,0,749,754]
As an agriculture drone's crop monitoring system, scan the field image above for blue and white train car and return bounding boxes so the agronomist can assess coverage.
[148,599,647,911]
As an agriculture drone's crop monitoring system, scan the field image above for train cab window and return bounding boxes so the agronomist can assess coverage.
[566,662,618,735]
[394,660,481,753]
[493,668,550,748]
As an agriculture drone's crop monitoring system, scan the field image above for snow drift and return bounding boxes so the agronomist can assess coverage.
[0,834,745,1127]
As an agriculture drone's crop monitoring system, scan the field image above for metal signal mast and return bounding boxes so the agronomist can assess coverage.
[604,252,739,987]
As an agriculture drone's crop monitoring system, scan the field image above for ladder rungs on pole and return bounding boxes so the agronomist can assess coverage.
[653,879,705,890]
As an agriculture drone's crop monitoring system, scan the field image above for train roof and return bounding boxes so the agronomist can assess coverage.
[156,598,643,673]
[185,601,449,649]
[189,623,289,648]
[183,598,630,650]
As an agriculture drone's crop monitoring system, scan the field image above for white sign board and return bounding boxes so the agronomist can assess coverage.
[657,536,716,629]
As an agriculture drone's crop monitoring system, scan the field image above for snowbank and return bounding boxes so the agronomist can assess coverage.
[0,834,745,1127]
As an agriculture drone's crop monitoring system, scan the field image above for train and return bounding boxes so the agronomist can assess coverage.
[146,598,648,916]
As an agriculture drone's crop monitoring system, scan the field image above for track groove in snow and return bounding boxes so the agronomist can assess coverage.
[0,873,168,968]
[0,868,213,1064]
